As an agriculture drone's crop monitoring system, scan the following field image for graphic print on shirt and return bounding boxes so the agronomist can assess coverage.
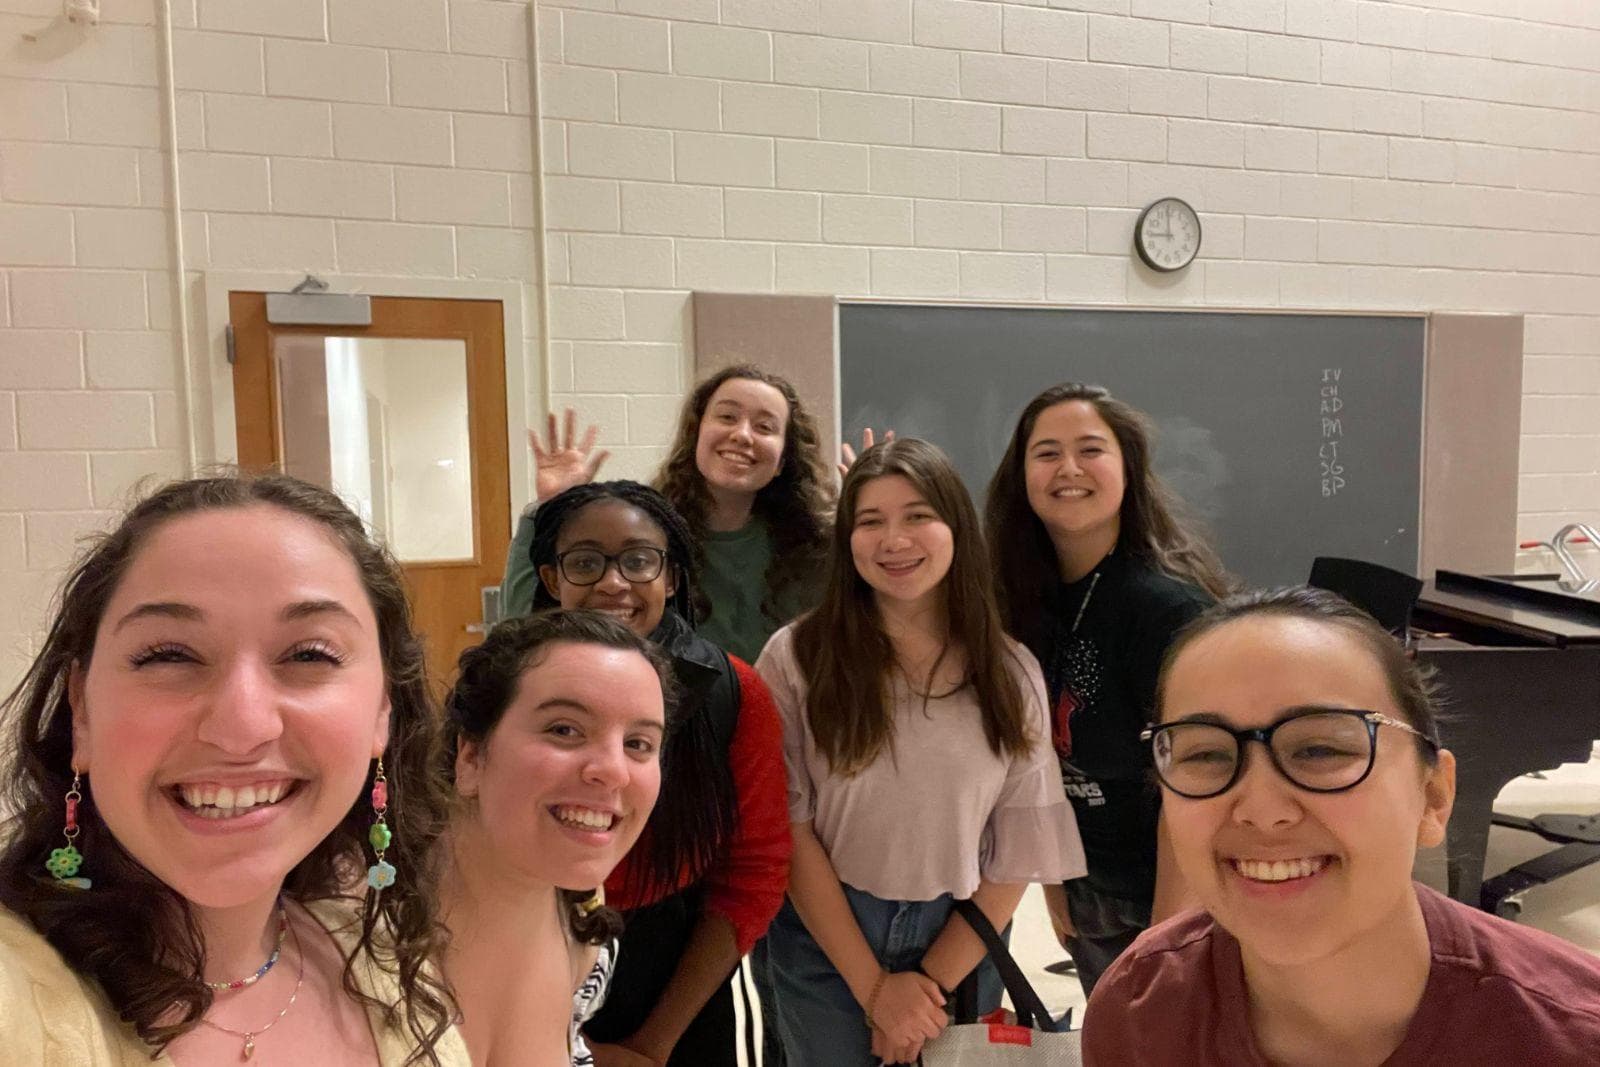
[1052,633,1104,759]
[1054,634,1107,807]
[572,942,614,1067]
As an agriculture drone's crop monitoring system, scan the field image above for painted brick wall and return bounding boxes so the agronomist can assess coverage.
[536,0,1600,555]
[2,0,1598,693]
[0,0,548,689]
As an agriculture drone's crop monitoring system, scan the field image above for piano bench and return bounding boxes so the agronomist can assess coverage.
[1480,813,1600,920]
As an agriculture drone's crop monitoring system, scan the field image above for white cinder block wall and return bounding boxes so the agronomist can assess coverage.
[0,0,550,688]
[1,0,1598,692]
[536,0,1600,550]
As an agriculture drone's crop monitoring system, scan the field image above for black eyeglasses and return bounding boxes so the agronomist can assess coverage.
[1140,708,1439,800]
[554,547,668,586]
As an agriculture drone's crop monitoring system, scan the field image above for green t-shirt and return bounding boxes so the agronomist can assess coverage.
[499,507,543,619]
[499,510,818,663]
[699,521,785,664]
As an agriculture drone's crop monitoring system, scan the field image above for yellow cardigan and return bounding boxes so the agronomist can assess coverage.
[0,900,471,1066]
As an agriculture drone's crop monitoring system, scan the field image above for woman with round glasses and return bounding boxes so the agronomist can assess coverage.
[529,482,791,1067]
[1083,587,1600,1065]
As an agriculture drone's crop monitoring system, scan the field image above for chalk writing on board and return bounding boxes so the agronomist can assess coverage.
[1320,368,1345,497]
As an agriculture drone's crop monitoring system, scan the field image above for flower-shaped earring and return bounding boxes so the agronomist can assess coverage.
[47,772,91,890]
[365,759,397,891]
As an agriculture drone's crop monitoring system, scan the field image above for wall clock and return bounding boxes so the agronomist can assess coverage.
[1134,197,1201,272]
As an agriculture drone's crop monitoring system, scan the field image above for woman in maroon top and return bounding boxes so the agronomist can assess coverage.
[530,481,792,1067]
[1084,587,1600,1066]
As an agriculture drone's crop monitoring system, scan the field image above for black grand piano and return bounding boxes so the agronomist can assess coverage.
[1412,571,1600,913]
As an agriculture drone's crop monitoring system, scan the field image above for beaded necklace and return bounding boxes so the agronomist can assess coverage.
[206,901,289,992]
[198,907,305,1060]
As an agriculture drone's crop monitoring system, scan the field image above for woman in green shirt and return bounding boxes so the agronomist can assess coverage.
[502,365,833,664]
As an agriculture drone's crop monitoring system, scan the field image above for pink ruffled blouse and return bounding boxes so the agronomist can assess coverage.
[756,624,1086,902]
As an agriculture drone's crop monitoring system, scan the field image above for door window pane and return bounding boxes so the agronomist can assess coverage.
[275,336,475,562]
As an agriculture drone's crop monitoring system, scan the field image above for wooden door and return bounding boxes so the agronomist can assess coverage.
[230,293,510,691]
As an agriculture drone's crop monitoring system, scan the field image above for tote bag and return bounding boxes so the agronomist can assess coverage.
[915,900,1083,1067]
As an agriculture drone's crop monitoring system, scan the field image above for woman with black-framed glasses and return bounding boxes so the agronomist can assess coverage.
[1083,586,1600,1066]
[528,481,792,1067]
[1143,707,1439,800]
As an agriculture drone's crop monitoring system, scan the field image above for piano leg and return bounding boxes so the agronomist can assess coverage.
[1444,765,1518,906]
[1414,646,1600,908]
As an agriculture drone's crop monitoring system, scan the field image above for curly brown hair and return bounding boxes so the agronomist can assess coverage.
[985,383,1233,648]
[526,484,736,903]
[441,609,682,946]
[0,473,457,1063]
[654,364,833,624]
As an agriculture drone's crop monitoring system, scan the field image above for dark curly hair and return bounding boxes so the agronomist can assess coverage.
[654,364,833,625]
[0,473,456,1063]
[986,382,1233,648]
[526,482,739,902]
[441,609,680,945]
[529,481,699,627]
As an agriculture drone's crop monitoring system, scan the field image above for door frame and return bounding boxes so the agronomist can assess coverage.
[199,271,538,538]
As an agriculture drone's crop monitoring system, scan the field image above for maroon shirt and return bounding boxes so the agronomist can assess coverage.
[1083,883,1600,1065]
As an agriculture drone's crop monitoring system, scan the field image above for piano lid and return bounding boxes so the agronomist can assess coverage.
[1420,570,1600,646]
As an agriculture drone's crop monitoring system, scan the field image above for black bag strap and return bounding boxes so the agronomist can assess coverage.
[950,899,1060,1033]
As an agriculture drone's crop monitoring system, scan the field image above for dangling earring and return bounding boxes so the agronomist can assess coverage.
[46,772,91,890]
[365,758,396,891]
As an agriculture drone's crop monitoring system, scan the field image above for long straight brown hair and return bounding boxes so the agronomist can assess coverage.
[792,438,1033,777]
[985,383,1232,648]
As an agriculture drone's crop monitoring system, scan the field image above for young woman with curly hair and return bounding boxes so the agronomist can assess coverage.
[984,382,1232,995]
[440,610,676,1067]
[527,481,791,1067]
[500,368,828,1065]
[0,474,463,1065]
[500,365,834,664]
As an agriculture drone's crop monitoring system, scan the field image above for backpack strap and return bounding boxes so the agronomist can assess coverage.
[703,651,741,755]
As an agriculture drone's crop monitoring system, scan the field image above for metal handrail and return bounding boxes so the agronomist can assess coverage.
[1548,524,1600,582]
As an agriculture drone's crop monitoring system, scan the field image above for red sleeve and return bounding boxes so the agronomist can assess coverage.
[703,656,793,955]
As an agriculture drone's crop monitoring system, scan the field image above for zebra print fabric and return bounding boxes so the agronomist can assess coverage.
[570,940,616,1067]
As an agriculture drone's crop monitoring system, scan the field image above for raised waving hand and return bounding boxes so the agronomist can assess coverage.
[531,408,610,502]
[838,426,896,479]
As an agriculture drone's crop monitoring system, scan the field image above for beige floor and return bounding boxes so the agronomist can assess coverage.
[737,748,1600,1058]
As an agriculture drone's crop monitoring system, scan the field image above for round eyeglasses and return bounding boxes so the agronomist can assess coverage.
[554,546,668,586]
[1140,708,1439,800]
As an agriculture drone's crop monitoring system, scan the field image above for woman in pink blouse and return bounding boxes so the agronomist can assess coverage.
[755,438,1085,1066]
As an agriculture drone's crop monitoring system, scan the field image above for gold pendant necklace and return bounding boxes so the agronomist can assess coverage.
[198,908,306,1060]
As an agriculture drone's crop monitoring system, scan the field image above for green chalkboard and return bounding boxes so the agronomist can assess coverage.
[840,303,1426,587]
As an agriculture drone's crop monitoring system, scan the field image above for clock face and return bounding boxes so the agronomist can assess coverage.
[1135,197,1201,272]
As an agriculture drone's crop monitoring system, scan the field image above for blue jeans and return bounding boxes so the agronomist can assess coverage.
[765,886,1003,1066]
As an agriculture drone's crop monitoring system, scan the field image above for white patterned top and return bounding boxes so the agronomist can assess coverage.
[569,940,615,1067]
